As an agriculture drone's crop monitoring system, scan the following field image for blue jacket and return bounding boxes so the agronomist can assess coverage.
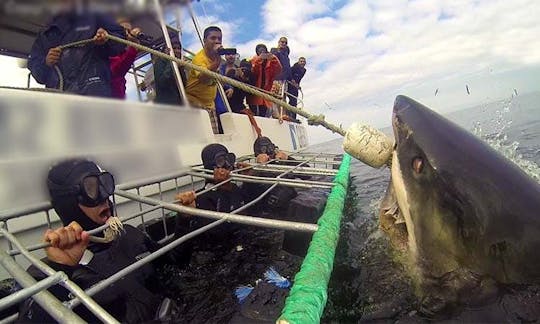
[271,47,291,81]
[28,13,126,97]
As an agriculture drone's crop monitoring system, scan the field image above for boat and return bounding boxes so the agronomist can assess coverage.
[0,1,352,323]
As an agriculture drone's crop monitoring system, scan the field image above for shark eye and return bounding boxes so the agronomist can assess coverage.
[412,157,424,174]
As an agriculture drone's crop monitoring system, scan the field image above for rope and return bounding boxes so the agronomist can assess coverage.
[279,154,351,324]
[0,86,63,93]
[88,217,124,244]
[54,35,346,136]
[55,38,97,91]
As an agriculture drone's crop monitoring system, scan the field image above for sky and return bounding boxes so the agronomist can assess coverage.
[2,0,540,144]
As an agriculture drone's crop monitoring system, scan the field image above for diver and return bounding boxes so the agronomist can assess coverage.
[174,144,297,237]
[17,159,178,323]
[253,136,290,164]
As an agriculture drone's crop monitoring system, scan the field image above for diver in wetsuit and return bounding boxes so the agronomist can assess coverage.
[17,159,177,323]
[174,144,298,236]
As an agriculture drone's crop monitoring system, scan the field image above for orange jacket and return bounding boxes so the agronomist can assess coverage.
[247,54,282,106]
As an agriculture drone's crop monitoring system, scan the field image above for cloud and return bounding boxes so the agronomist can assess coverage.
[238,0,540,143]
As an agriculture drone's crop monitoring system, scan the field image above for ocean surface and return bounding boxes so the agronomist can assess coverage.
[313,92,540,322]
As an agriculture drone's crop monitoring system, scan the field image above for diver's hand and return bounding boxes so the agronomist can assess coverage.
[46,47,62,67]
[275,151,288,160]
[94,28,108,45]
[256,154,270,164]
[236,162,251,169]
[44,222,89,266]
[236,162,255,175]
[176,191,196,208]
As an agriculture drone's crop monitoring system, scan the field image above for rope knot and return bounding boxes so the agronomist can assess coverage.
[307,114,325,126]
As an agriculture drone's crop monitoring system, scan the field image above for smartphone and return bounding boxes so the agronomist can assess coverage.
[217,48,237,56]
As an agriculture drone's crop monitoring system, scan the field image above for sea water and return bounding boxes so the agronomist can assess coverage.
[316,91,540,321]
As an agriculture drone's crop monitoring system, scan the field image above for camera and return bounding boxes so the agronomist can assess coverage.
[217,48,237,56]
[136,33,153,42]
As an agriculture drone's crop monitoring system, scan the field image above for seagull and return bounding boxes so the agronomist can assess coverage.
[324,102,334,111]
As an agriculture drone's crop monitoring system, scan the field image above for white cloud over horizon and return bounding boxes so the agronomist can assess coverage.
[229,0,540,143]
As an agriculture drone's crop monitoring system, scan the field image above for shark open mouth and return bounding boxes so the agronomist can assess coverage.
[379,178,410,252]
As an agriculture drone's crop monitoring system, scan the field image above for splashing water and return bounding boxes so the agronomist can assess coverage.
[473,98,540,183]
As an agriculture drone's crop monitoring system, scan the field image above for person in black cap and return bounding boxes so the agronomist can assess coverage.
[18,158,177,323]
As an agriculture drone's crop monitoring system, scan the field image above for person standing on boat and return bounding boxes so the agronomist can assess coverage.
[27,5,126,97]
[224,62,263,136]
[247,44,282,117]
[109,17,142,99]
[154,32,187,105]
[17,159,179,323]
[214,52,238,117]
[186,26,223,134]
[270,37,292,118]
[287,57,307,118]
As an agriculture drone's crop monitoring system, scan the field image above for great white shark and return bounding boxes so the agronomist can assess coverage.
[379,95,540,314]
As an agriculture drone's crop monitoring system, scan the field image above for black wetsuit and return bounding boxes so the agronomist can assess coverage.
[17,225,163,323]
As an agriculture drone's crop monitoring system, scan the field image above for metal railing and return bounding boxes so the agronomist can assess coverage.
[0,152,342,323]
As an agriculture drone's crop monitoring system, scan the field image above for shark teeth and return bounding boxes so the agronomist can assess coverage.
[384,201,406,224]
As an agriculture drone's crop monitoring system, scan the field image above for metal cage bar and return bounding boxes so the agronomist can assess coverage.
[0,229,119,324]
[0,150,343,323]
[0,248,86,324]
[67,154,322,309]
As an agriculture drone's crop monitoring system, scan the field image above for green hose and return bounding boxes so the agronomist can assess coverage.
[279,154,351,324]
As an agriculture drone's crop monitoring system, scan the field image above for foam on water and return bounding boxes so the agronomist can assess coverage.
[472,97,540,183]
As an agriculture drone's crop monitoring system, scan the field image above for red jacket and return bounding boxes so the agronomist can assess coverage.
[110,47,138,99]
[247,54,282,106]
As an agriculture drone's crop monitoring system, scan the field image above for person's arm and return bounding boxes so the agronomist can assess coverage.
[28,35,57,86]
[95,14,126,57]
[110,46,138,77]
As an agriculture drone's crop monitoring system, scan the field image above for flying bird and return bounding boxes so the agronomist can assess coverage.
[434,88,439,96]
[324,102,334,111]
[466,85,470,95]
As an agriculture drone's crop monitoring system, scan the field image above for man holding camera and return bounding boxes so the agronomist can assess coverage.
[186,26,224,133]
